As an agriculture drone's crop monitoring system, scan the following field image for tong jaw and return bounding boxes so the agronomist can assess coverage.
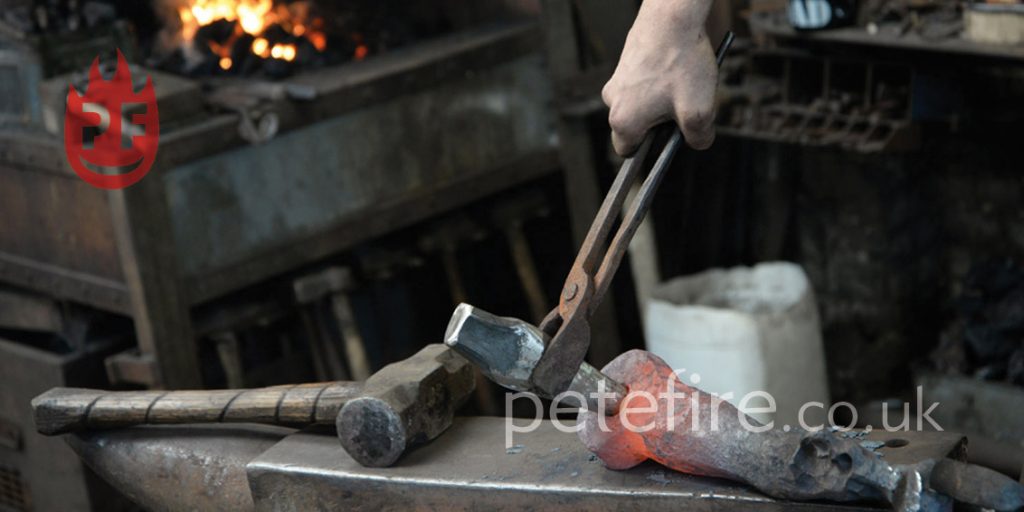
[533,268,594,396]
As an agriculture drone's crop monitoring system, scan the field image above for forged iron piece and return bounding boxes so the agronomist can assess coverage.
[579,350,1024,512]
[578,350,914,507]
[34,344,475,467]
[445,305,1021,511]
[444,303,627,413]
[928,458,1024,511]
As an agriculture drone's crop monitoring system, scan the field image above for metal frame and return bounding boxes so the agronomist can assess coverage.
[0,21,559,388]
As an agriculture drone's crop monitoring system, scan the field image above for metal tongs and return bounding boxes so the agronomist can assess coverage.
[532,32,736,410]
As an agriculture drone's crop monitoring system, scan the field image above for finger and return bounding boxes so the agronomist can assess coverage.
[608,106,642,156]
[674,37,719,150]
[601,79,614,109]
[675,104,716,150]
[611,130,639,157]
[608,97,665,157]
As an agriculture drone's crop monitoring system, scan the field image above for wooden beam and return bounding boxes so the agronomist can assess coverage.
[109,160,202,389]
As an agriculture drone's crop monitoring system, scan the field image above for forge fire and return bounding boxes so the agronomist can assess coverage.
[165,0,367,76]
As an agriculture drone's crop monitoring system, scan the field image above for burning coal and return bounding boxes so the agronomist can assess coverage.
[163,0,366,76]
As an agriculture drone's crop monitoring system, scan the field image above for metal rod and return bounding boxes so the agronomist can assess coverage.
[592,130,682,310]
[572,136,654,275]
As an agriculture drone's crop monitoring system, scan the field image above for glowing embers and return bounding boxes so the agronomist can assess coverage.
[173,0,360,76]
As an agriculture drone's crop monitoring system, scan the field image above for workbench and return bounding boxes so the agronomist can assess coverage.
[69,417,966,511]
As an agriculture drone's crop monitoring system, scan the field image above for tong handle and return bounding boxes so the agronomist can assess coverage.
[532,32,736,396]
[581,31,736,315]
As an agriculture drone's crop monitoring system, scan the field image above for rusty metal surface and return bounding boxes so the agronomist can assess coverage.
[928,459,1024,510]
[68,424,290,512]
[167,52,555,289]
[0,23,552,322]
[247,416,959,511]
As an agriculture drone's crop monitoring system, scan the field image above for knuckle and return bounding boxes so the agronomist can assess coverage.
[601,83,615,106]
[607,107,631,134]
[679,108,715,131]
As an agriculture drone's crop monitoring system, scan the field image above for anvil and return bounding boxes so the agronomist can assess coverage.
[67,418,967,511]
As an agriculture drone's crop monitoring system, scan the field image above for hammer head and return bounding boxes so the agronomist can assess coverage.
[445,303,627,413]
[444,303,548,395]
[337,344,474,467]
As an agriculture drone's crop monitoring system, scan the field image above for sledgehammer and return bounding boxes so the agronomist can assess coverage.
[32,344,474,467]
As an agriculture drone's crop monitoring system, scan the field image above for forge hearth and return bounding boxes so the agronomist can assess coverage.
[155,0,535,78]
[1,16,555,388]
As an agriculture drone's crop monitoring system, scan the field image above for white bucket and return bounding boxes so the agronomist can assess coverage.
[644,262,829,428]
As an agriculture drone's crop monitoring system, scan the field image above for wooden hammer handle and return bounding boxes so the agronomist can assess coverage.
[32,382,361,435]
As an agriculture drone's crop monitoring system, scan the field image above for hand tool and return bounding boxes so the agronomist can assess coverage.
[446,307,1024,511]
[446,303,624,411]
[530,32,736,410]
[448,32,736,414]
[294,266,373,381]
[446,33,734,414]
[32,343,474,467]
[420,216,500,415]
[490,191,552,324]
[211,330,247,388]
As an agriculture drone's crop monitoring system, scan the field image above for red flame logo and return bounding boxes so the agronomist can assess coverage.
[64,50,159,190]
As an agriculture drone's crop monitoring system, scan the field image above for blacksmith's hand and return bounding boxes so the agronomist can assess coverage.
[603,0,718,155]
